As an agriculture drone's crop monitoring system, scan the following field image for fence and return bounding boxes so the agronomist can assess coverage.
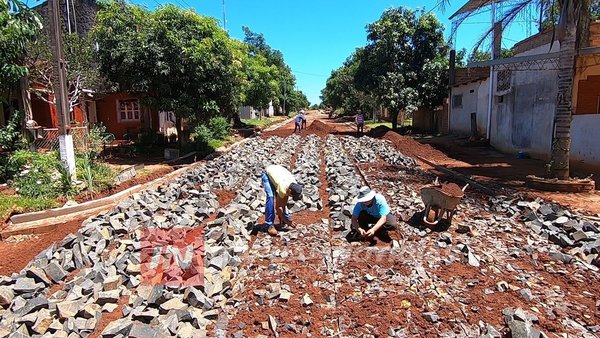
[33,126,89,150]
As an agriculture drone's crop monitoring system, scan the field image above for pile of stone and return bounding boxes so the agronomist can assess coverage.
[0,178,220,337]
[291,135,323,212]
[0,133,304,337]
[519,201,600,267]
[502,307,547,338]
[190,136,284,190]
[324,136,362,231]
[340,136,379,163]
[359,136,417,168]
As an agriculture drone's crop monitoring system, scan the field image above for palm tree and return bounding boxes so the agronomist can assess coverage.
[442,0,594,180]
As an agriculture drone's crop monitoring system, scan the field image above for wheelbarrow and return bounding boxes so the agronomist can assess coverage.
[420,182,468,226]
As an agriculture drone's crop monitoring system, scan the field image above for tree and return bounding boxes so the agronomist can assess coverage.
[26,33,110,115]
[94,2,244,133]
[355,7,448,130]
[441,0,594,179]
[0,0,41,92]
[286,89,309,113]
[242,52,280,116]
[321,49,375,115]
[242,26,295,114]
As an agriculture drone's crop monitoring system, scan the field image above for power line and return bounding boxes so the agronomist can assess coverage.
[292,70,328,78]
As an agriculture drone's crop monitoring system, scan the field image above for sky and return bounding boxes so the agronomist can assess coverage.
[131,0,539,105]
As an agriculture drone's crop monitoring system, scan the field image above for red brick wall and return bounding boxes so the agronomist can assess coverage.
[576,75,600,115]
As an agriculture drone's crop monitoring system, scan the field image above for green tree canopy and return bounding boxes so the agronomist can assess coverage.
[321,49,375,115]
[94,1,244,125]
[0,0,41,92]
[242,26,300,114]
[353,7,448,129]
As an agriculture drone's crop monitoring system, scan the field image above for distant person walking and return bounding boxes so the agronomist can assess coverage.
[261,164,303,235]
[355,111,365,136]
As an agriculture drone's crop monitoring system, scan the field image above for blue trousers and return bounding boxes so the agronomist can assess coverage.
[261,172,290,227]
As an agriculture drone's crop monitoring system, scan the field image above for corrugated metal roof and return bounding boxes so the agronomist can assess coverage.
[449,0,509,20]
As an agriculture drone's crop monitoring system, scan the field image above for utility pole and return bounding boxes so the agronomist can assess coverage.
[222,0,226,31]
[283,84,286,116]
[48,0,76,176]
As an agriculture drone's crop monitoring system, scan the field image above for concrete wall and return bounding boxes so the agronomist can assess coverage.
[571,114,600,166]
[449,79,489,136]
[490,69,556,160]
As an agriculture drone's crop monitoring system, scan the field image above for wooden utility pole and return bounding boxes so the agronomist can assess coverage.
[48,0,76,175]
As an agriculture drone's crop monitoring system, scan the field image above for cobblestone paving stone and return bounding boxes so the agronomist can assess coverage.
[0,131,599,338]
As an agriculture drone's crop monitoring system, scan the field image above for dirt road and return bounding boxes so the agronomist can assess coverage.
[0,111,598,337]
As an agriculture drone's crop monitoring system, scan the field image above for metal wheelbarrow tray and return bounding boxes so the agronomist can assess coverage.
[420,184,467,226]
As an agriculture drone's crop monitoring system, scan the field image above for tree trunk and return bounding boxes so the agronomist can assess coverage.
[391,109,399,130]
[549,21,577,180]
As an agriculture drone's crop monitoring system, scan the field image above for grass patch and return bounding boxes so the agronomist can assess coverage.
[0,195,59,221]
[207,136,235,151]
[241,116,285,128]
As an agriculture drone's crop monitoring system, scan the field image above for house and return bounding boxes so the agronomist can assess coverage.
[448,67,490,137]
[448,21,600,167]
[238,101,275,119]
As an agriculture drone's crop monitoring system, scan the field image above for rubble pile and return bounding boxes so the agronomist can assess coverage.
[340,136,379,163]
[291,134,323,212]
[324,135,362,231]
[190,136,283,190]
[520,201,600,267]
[0,179,219,337]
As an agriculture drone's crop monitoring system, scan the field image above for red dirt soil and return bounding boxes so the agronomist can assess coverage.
[440,183,465,197]
[0,216,87,276]
[214,189,237,208]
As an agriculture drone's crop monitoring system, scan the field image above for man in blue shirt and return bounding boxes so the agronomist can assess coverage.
[351,186,397,238]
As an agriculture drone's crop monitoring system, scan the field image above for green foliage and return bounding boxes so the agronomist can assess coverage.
[94,2,244,128]
[192,116,233,152]
[86,123,109,158]
[207,116,231,140]
[0,110,24,152]
[241,116,284,128]
[76,152,114,193]
[355,7,448,129]
[9,150,62,198]
[592,1,599,20]
[193,125,215,152]
[242,26,307,114]
[0,0,41,90]
[0,195,58,221]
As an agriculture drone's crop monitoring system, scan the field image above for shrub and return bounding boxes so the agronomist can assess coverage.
[208,116,231,140]
[86,123,108,158]
[193,125,213,151]
[76,152,115,193]
[9,150,62,198]
[0,111,25,152]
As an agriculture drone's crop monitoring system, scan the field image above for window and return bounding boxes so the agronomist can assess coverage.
[118,99,141,121]
[498,95,504,103]
[469,89,474,93]
[452,94,463,108]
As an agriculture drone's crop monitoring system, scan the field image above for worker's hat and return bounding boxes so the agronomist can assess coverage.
[353,186,376,204]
